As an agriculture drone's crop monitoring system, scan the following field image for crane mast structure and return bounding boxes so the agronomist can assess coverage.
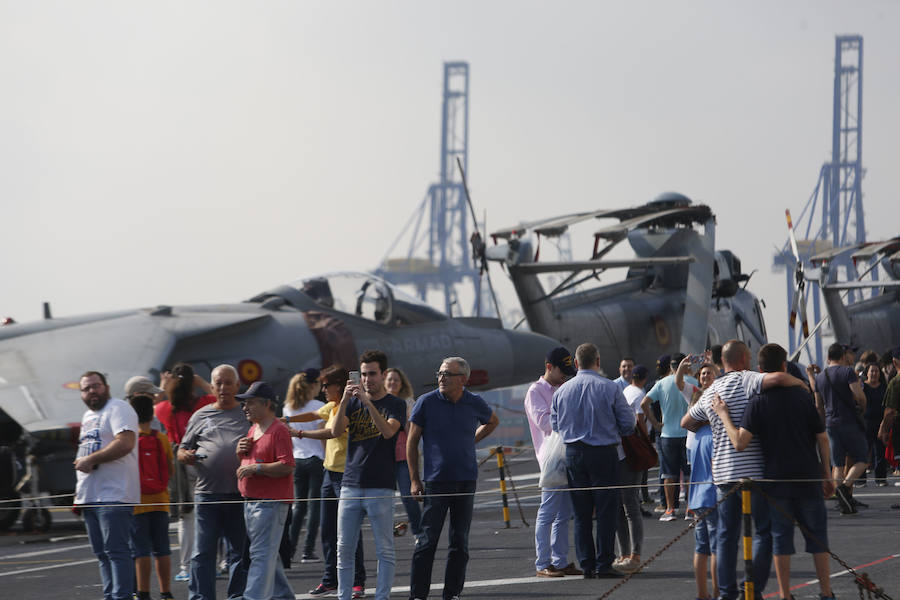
[376,62,492,317]
[773,35,868,365]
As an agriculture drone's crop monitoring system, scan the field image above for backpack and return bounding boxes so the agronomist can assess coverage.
[139,430,170,495]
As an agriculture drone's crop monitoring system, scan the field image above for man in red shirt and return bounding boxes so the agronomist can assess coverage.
[235,382,296,600]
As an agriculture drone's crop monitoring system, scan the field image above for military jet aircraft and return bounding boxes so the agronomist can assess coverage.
[0,271,558,530]
[482,192,768,377]
[786,235,900,360]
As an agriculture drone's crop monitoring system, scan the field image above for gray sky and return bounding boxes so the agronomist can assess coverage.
[2,1,898,349]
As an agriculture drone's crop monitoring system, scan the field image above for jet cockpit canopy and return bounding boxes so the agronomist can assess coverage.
[284,272,447,326]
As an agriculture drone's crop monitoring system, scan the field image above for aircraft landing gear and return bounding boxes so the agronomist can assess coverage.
[0,446,22,531]
[0,492,21,531]
[21,507,51,533]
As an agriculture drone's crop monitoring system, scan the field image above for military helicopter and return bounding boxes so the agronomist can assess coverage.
[480,192,768,377]
[783,223,900,361]
[0,271,558,530]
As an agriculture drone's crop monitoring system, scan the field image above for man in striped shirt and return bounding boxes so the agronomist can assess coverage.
[681,340,807,600]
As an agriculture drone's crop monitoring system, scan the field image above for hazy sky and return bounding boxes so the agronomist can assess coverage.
[2,1,897,349]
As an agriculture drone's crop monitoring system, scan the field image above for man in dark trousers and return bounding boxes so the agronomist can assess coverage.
[407,356,499,600]
[551,343,635,579]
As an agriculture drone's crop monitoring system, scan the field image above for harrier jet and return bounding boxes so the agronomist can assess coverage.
[0,272,557,530]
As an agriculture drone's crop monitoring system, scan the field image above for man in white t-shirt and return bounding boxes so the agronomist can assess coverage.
[681,340,807,600]
[75,371,140,600]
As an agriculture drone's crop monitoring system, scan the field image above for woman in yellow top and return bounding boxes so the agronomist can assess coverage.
[283,366,366,598]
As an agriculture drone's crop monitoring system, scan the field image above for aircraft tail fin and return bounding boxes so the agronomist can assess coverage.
[678,219,716,353]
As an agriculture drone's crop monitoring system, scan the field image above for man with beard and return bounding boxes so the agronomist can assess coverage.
[75,371,140,600]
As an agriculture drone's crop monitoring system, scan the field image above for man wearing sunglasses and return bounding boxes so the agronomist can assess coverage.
[406,357,499,600]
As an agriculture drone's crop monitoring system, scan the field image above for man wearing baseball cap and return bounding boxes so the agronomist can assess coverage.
[235,381,296,600]
[525,346,580,578]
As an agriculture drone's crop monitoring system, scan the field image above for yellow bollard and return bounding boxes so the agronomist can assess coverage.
[742,482,754,600]
[495,447,511,528]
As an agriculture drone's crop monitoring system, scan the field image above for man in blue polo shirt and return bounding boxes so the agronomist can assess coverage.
[406,356,499,600]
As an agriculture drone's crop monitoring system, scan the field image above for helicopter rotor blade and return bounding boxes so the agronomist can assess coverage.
[456,157,502,319]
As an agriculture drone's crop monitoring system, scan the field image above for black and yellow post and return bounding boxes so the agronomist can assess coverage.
[495,446,511,528]
[742,480,754,600]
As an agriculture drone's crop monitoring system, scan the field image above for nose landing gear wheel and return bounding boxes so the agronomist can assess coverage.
[22,507,51,533]
[0,494,21,531]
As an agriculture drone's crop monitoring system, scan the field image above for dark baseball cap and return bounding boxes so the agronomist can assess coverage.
[236,381,277,403]
[632,365,648,380]
[302,367,321,382]
[657,355,671,367]
[546,346,577,376]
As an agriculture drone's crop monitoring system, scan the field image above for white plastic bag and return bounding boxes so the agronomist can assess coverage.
[538,431,568,489]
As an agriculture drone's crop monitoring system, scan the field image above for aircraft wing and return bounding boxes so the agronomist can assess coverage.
[0,308,270,434]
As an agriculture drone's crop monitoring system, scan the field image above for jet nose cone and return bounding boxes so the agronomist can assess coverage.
[503,329,560,385]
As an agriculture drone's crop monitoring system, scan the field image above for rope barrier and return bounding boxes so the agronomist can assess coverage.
[1,475,897,507]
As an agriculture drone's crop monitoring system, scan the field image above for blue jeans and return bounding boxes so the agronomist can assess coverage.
[694,506,718,555]
[395,460,424,540]
[83,503,135,600]
[534,488,572,569]
[565,442,618,573]
[243,501,294,600]
[716,483,772,600]
[289,456,324,558]
[337,486,395,600]
[409,480,476,600]
[190,492,247,600]
[320,470,365,588]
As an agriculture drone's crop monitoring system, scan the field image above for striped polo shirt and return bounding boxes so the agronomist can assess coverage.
[688,370,765,484]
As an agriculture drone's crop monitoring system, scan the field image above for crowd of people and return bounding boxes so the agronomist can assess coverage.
[74,352,497,600]
[73,339,899,600]
[524,340,899,600]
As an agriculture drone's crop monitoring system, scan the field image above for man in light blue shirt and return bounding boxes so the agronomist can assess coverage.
[551,343,635,579]
[641,353,692,521]
[612,358,634,392]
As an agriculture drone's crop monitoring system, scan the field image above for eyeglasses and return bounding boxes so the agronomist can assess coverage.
[436,371,465,380]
